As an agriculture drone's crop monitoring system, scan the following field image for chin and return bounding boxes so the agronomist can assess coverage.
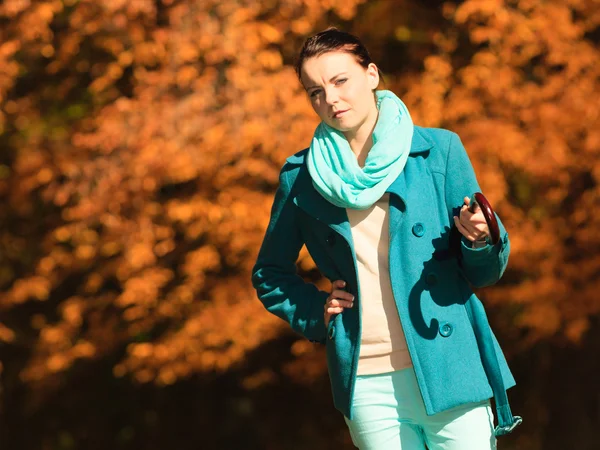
[338,122,360,134]
[325,119,358,133]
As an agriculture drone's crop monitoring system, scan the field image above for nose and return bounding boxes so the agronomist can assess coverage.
[324,87,339,105]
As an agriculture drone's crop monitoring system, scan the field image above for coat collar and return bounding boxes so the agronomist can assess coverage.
[291,127,434,239]
[409,126,435,155]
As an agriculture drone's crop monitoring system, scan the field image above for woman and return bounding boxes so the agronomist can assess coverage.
[251,28,521,449]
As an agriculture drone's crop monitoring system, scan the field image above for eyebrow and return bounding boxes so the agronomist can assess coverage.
[305,72,348,91]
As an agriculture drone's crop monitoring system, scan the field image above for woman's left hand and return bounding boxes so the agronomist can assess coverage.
[453,196,489,243]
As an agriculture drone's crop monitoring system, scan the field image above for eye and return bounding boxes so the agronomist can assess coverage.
[335,78,347,85]
[310,89,321,98]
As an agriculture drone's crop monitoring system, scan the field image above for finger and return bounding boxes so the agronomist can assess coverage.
[473,222,490,235]
[458,210,489,236]
[460,205,488,226]
[455,217,478,241]
[462,202,485,219]
[464,196,470,206]
[329,297,354,308]
[326,306,345,315]
[332,279,346,290]
[331,290,354,301]
[468,212,487,223]
[460,204,473,219]
[459,216,483,235]
[329,298,354,308]
[454,216,478,242]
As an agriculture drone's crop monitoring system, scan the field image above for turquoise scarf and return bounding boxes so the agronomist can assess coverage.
[306,90,414,210]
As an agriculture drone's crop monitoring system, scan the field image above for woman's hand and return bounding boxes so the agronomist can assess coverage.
[453,196,490,243]
[324,280,354,328]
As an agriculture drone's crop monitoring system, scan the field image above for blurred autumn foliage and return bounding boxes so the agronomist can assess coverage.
[0,0,599,449]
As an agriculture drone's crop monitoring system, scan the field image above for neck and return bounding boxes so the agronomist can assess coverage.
[343,106,379,168]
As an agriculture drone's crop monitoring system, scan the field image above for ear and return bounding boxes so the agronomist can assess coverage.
[367,63,380,90]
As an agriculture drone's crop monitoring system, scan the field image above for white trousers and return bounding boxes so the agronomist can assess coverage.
[343,367,497,450]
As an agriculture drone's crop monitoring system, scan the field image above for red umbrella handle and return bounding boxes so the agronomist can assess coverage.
[468,192,500,245]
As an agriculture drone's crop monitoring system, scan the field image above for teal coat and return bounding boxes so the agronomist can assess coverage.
[252,126,521,435]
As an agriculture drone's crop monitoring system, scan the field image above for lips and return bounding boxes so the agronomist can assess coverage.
[332,109,348,119]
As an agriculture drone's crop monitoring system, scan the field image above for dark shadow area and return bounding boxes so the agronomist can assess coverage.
[407,226,467,340]
[2,331,350,450]
[3,318,600,449]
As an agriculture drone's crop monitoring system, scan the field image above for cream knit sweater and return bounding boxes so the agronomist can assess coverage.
[347,193,413,375]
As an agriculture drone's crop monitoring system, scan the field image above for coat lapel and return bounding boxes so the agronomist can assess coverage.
[386,127,434,240]
[292,179,353,245]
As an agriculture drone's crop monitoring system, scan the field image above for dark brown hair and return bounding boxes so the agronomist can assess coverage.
[295,27,384,84]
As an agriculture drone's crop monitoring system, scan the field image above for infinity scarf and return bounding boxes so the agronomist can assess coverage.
[306,90,414,210]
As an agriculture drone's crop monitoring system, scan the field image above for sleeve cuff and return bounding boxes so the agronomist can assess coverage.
[460,235,502,260]
[305,290,328,343]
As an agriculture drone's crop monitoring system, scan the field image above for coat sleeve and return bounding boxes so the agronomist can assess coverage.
[444,132,511,288]
[251,165,329,343]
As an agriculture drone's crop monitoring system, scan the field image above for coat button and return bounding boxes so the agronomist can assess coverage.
[412,223,425,237]
[426,272,438,286]
[326,233,336,246]
[439,322,453,337]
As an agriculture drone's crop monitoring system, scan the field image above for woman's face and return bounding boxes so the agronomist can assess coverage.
[300,51,380,136]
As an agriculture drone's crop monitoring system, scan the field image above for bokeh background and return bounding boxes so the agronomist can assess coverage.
[1,0,599,448]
